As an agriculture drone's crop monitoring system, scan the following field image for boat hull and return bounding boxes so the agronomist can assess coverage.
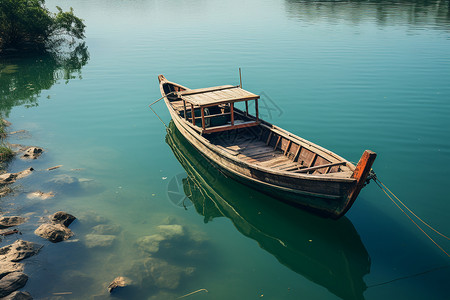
[168,110,355,218]
[158,75,375,219]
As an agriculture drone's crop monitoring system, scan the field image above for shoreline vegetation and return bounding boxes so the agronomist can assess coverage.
[0,0,85,54]
[0,119,14,169]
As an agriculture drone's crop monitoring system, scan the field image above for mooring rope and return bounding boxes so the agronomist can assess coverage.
[372,176,450,257]
[148,92,176,129]
[377,179,450,241]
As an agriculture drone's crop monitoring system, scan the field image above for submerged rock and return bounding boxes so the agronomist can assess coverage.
[26,191,55,200]
[140,257,194,290]
[85,234,116,248]
[91,224,121,235]
[0,216,27,229]
[1,291,33,300]
[0,272,28,298]
[0,168,34,185]
[20,146,43,160]
[0,240,42,262]
[157,224,184,239]
[51,211,76,227]
[0,186,13,197]
[136,234,166,254]
[107,276,132,293]
[77,211,108,226]
[34,223,73,243]
[15,168,34,180]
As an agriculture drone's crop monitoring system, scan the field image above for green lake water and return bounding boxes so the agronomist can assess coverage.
[1,0,450,299]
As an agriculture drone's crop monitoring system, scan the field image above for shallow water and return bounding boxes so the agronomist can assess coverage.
[1,0,450,299]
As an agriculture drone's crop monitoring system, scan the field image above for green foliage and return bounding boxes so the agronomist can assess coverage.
[0,0,85,51]
[0,118,13,165]
[0,145,13,162]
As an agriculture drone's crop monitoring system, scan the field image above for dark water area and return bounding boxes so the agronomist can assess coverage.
[1,0,449,299]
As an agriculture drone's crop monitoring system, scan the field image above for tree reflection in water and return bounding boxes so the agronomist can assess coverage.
[0,43,89,117]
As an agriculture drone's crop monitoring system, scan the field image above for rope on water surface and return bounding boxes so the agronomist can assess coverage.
[372,176,450,257]
[377,179,450,241]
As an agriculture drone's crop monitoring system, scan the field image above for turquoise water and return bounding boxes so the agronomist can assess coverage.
[1,0,450,299]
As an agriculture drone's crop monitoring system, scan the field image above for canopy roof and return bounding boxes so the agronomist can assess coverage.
[177,85,259,107]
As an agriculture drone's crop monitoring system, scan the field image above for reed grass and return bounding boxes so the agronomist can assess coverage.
[0,118,14,166]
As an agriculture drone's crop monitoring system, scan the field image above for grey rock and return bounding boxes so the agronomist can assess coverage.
[85,234,116,248]
[157,224,184,239]
[107,276,132,293]
[136,234,165,254]
[0,173,16,184]
[91,224,121,235]
[14,168,34,180]
[0,216,27,229]
[34,223,73,243]
[0,240,42,262]
[0,168,34,185]
[0,262,24,278]
[0,272,28,298]
[51,211,76,227]
[2,120,11,127]
[137,258,194,290]
[21,147,43,160]
[1,291,32,300]
[48,174,79,186]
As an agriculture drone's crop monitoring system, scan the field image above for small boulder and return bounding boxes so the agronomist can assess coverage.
[1,291,33,300]
[136,234,165,254]
[0,173,16,184]
[21,147,43,160]
[0,272,28,298]
[0,262,24,278]
[0,240,42,262]
[0,216,27,229]
[141,258,193,290]
[35,223,73,243]
[85,234,116,248]
[107,276,132,293]
[15,168,34,180]
[157,224,184,239]
[51,211,76,227]
[0,168,34,185]
[26,191,54,200]
[48,174,79,187]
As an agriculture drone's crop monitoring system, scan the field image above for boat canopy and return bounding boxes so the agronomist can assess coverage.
[176,85,259,106]
[174,85,261,134]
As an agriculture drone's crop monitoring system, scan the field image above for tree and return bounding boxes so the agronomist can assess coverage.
[0,0,85,52]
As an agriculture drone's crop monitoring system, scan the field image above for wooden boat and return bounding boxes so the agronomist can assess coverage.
[165,124,370,300]
[158,74,376,219]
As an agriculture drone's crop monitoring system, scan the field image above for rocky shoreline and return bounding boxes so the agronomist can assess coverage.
[0,120,212,299]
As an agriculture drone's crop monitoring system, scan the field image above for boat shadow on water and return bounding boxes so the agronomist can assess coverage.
[166,122,371,300]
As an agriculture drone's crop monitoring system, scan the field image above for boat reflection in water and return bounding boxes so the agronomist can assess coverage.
[166,122,371,300]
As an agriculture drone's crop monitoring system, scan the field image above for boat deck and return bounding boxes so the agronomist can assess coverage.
[209,129,349,176]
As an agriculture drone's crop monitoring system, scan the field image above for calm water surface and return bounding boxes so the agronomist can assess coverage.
[1,0,449,299]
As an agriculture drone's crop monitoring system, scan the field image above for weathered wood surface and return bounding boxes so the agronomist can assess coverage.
[180,86,259,107]
[158,75,376,218]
